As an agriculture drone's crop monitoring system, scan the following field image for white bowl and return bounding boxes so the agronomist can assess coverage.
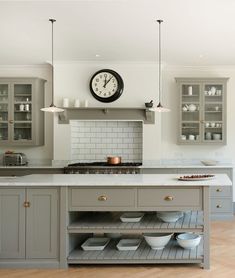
[143,233,173,250]
[176,233,201,250]
[157,211,183,223]
[201,160,217,166]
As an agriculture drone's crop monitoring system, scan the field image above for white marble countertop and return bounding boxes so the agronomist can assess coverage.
[0,174,232,187]
[140,163,233,169]
[0,163,233,169]
[0,165,62,169]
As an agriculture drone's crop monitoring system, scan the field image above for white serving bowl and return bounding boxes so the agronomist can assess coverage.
[143,233,173,250]
[176,233,201,250]
[157,211,183,223]
[201,160,217,166]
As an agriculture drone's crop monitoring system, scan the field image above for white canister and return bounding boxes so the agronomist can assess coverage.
[63,98,69,107]
[188,134,195,140]
[19,103,24,111]
[84,100,89,107]
[188,86,193,95]
[74,99,80,107]
[25,104,30,111]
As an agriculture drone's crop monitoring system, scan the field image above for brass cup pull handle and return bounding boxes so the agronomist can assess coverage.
[9,120,13,124]
[98,195,107,201]
[23,201,31,208]
[164,196,174,201]
[216,188,222,192]
[216,204,222,208]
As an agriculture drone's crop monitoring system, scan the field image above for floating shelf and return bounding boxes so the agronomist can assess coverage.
[68,238,203,264]
[68,211,203,234]
[58,107,155,124]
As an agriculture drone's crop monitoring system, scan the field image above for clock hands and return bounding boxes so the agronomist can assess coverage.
[103,76,113,88]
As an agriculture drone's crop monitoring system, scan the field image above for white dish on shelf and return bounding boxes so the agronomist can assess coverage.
[81,237,110,251]
[201,160,217,166]
[116,239,142,251]
[157,211,183,223]
[176,233,201,250]
[143,233,173,250]
[120,212,145,223]
[178,174,215,181]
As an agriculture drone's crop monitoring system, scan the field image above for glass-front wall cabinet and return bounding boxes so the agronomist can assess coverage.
[0,78,45,146]
[0,84,9,141]
[176,78,228,145]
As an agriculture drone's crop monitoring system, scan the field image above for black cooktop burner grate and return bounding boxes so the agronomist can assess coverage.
[67,162,142,167]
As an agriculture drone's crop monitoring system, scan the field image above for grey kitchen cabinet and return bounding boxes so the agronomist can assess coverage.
[0,188,58,260]
[0,77,46,146]
[0,188,25,259]
[141,167,233,220]
[177,168,233,220]
[67,186,210,269]
[175,78,228,145]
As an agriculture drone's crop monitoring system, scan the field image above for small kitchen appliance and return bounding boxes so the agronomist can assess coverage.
[3,152,28,166]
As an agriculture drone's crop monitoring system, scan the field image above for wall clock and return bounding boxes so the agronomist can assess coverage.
[89,69,124,103]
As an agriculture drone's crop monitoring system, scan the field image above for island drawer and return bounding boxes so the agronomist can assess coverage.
[69,188,135,210]
[138,188,202,209]
[211,198,233,213]
[210,186,231,197]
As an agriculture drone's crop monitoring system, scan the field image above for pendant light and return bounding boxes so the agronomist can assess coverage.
[41,19,64,113]
[150,19,170,112]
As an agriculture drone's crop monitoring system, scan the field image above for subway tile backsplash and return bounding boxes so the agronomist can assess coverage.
[70,121,143,162]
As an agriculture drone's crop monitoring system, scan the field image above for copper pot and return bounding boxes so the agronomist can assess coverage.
[107,156,122,165]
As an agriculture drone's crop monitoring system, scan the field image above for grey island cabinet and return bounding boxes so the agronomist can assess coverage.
[141,165,233,220]
[0,188,58,267]
[0,174,232,269]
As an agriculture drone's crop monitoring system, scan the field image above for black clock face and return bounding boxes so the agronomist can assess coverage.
[89,69,124,103]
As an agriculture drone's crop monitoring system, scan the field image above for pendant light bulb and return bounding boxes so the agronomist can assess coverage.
[41,19,64,113]
[155,19,170,113]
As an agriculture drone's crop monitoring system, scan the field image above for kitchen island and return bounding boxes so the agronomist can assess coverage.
[0,174,232,269]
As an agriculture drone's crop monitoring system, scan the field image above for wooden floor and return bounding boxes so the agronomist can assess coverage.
[0,219,235,278]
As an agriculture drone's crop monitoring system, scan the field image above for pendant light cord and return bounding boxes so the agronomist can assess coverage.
[49,18,56,106]
[157,19,163,104]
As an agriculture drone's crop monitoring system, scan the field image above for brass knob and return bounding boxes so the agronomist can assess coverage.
[23,201,31,208]
[216,188,222,192]
[216,204,222,208]
[98,195,107,201]
[9,120,13,124]
[164,196,174,201]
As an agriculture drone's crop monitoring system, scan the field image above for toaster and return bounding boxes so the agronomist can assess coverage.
[3,153,28,166]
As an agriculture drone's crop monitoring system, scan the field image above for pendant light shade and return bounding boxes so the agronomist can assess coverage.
[41,19,64,113]
[151,19,170,113]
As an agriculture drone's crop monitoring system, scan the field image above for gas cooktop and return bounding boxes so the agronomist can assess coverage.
[67,162,142,167]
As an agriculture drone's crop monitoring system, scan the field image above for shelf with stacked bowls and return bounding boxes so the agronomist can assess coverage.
[67,211,203,265]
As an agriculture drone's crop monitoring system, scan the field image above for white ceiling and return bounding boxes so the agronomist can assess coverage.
[1,0,235,65]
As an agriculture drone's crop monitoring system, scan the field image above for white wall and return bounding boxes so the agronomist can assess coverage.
[53,62,162,162]
[53,62,235,165]
[0,65,53,164]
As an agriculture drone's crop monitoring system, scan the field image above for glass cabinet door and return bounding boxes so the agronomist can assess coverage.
[0,84,9,142]
[203,83,223,143]
[180,84,201,143]
[13,84,32,142]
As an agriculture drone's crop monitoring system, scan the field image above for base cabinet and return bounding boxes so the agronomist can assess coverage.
[66,186,210,269]
[141,167,233,220]
[0,189,25,259]
[0,188,58,260]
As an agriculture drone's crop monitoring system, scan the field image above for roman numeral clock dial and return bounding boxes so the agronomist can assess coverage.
[89,69,124,103]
